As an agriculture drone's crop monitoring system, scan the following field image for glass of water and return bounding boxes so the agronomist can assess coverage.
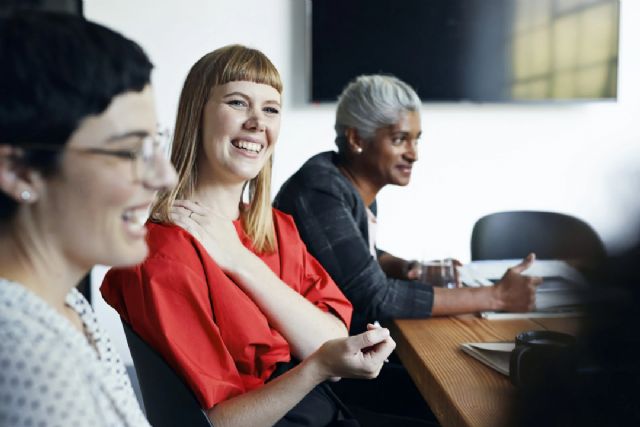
[420,259,457,289]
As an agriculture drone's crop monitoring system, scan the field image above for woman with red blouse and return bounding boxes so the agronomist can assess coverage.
[101,45,395,427]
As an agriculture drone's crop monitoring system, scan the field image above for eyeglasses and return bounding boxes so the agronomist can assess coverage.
[10,130,171,182]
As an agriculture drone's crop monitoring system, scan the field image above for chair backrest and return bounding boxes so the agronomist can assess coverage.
[121,321,213,427]
[471,211,606,263]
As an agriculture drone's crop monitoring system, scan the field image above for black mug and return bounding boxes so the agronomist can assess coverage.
[509,330,577,388]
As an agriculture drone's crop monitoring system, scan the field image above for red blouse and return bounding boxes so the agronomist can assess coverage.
[101,209,352,409]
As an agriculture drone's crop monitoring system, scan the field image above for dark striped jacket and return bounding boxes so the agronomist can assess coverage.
[274,151,433,334]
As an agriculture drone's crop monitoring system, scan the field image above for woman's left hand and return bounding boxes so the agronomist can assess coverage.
[405,261,423,280]
[492,253,542,312]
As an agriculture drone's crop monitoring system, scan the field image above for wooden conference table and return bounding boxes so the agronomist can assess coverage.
[389,315,581,427]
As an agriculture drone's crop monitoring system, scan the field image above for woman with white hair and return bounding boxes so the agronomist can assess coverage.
[274,74,542,421]
[275,74,541,333]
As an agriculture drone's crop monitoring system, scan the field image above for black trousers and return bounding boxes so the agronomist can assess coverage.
[270,359,438,427]
[329,359,440,427]
[271,360,359,427]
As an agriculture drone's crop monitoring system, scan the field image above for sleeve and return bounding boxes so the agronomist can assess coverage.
[276,181,434,334]
[298,240,354,329]
[273,211,353,330]
[102,258,244,410]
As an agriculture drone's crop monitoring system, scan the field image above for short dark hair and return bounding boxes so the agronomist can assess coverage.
[0,11,153,220]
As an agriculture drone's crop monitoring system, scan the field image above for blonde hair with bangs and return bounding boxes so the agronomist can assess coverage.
[152,44,282,253]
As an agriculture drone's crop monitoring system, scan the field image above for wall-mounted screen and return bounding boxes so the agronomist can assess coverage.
[311,0,620,102]
[0,0,83,15]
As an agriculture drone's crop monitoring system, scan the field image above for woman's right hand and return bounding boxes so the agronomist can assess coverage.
[492,253,543,312]
[207,326,395,427]
[169,199,247,272]
[307,326,396,382]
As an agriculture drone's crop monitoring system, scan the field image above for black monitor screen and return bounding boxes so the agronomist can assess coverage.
[311,0,619,102]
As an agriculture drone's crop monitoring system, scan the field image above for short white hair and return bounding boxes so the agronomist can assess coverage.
[335,74,421,152]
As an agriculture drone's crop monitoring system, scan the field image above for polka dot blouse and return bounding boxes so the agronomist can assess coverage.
[0,278,149,427]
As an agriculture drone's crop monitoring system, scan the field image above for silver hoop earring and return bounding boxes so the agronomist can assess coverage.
[20,190,32,201]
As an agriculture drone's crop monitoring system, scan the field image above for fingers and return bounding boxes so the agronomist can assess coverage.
[317,330,395,380]
[528,283,537,310]
[519,265,543,290]
[450,258,463,267]
[365,322,391,361]
[169,205,197,223]
[509,253,536,274]
[404,261,422,280]
[406,265,422,280]
[361,335,396,375]
[170,199,216,225]
[355,327,395,362]
[524,283,537,311]
[345,328,395,377]
[173,199,208,216]
[168,205,208,239]
[525,277,541,313]
[369,335,396,360]
[348,328,390,353]
[495,257,544,311]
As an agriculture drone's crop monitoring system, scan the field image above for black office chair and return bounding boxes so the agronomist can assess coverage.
[122,321,214,427]
[471,211,606,264]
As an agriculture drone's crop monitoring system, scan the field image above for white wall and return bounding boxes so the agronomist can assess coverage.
[85,0,640,364]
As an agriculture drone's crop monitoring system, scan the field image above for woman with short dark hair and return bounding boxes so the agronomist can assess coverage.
[0,11,177,426]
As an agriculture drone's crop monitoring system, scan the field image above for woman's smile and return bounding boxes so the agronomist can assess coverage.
[230,136,265,157]
[199,80,281,184]
[121,201,154,239]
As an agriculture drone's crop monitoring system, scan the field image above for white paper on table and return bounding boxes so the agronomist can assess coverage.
[459,342,515,375]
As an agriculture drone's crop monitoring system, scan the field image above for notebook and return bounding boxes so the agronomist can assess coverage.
[459,342,515,375]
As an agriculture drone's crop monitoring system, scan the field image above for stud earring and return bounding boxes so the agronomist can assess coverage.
[356,147,363,153]
[20,190,32,201]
